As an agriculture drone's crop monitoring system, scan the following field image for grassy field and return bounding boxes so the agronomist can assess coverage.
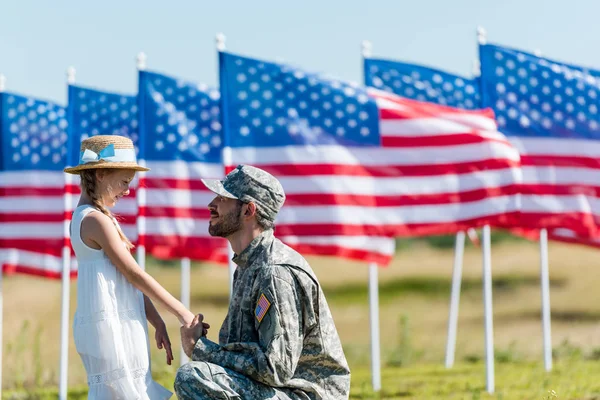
[4,234,600,399]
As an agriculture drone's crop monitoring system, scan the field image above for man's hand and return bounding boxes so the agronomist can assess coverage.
[180,313,210,358]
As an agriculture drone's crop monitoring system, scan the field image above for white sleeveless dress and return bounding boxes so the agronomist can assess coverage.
[71,205,172,399]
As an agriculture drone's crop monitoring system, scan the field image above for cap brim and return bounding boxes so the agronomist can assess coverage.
[201,179,239,199]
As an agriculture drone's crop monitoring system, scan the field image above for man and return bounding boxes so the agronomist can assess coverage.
[175,165,351,400]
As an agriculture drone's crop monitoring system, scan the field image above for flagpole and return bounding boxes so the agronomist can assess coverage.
[136,52,147,271]
[476,26,495,394]
[445,57,483,369]
[0,72,6,400]
[180,257,191,365]
[361,39,381,392]
[445,230,465,368]
[530,47,553,372]
[368,262,381,391]
[59,66,77,400]
[481,224,495,393]
[539,228,552,371]
[216,32,236,299]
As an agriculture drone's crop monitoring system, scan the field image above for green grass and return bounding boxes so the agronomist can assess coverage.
[4,360,600,399]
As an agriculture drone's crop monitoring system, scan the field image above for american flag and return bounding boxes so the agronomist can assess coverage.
[218,52,521,264]
[480,43,600,241]
[138,70,229,263]
[363,58,503,245]
[0,92,76,278]
[67,85,140,242]
[365,58,481,110]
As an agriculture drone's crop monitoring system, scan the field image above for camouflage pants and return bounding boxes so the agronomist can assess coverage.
[174,361,309,400]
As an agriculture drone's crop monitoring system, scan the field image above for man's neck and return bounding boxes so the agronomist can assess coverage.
[228,226,263,255]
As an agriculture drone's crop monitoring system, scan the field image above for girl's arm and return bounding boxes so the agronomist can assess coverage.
[144,295,165,328]
[82,212,195,325]
[145,295,175,365]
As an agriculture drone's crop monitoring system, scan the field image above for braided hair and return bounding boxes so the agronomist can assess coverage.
[80,169,134,251]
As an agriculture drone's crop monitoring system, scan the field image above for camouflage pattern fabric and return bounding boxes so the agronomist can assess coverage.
[175,230,351,400]
[200,164,286,222]
[175,361,305,399]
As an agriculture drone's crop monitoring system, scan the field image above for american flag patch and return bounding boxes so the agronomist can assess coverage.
[255,293,271,323]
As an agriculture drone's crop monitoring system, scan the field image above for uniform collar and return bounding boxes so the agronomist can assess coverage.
[232,229,274,268]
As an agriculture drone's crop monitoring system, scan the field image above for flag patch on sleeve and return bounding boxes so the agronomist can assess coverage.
[255,293,271,323]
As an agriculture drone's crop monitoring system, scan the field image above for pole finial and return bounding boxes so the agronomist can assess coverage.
[216,32,226,51]
[361,40,372,58]
[0,74,5,92]
[136,52,147,70]
[66,67,76,84]
[477,26,487,45]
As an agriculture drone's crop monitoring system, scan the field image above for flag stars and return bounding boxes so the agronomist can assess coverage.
[542,118,552,129]
[211,135,221,147]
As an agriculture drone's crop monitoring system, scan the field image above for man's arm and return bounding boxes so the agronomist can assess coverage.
[192,267,305,387]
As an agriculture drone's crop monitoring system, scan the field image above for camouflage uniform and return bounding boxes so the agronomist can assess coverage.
[175,166,351,400]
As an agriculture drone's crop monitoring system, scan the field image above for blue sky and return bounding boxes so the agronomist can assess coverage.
[1,0,599,104]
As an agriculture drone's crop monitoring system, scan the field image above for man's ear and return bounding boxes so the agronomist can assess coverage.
[245,202,257,217]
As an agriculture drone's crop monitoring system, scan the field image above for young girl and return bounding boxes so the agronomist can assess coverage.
[65,135,205,399]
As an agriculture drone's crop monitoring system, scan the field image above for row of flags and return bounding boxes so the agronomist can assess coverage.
[1,41,600,277]
[368,44,600,245]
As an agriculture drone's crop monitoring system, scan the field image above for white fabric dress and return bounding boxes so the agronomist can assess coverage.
[71,205,172,399]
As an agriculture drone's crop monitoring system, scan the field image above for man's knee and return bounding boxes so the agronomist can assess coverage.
[174,361,212,396]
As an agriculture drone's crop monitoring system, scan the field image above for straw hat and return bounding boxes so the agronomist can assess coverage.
[64,135,149,174]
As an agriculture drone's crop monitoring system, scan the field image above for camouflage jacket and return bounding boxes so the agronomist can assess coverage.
[192,229,351,399]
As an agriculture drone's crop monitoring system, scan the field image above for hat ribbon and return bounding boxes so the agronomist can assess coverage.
[79,144,136,165]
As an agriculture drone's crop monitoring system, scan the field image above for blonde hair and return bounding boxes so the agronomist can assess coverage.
[80,169,134,251]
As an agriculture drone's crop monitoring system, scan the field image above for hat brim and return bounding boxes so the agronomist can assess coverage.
[201,179,239,199]
[64,162,150,175]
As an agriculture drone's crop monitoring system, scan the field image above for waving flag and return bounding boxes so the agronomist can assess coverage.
[218,52,520,264]
[365,58,481,109]
[364,58,498,248]
[0,92,75,278]
[67,85,140,242]
[480,43,600,239]
[138,70,228,263]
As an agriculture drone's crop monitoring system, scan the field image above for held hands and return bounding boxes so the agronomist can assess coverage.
[180,313,210,358]
[154,322,174,365]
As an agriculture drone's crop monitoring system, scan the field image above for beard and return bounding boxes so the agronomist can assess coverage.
[208,203,243,238]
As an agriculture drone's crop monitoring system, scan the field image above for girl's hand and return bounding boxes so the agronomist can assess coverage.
[182,310,196,326]
[155,322,174,365]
